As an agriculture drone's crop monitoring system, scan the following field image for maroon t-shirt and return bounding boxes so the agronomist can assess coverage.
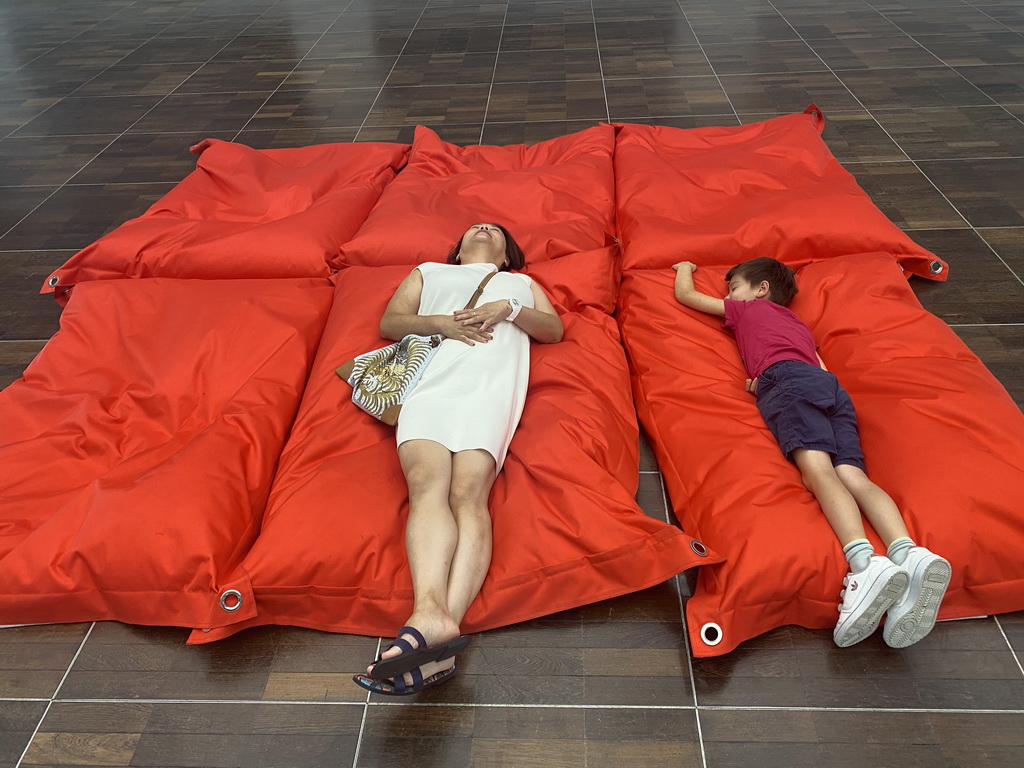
[722,298,818,378]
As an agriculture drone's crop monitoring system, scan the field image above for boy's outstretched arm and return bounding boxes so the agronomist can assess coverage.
[672,261,726,317]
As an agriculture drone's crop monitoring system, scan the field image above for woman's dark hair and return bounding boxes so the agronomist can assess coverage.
[446,223,526,271]
[725,257,798,306]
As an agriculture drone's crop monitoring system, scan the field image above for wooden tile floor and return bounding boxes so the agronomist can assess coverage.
[2,0,1023,765]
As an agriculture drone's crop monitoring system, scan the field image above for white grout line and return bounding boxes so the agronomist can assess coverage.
[477,0,511,144]
[588,1,612,124]
[673,1,740,124]
[349,635,381,768]
[993,615,1024,679]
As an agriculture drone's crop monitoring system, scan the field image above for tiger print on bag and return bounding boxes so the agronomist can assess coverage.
[337,334,442,425]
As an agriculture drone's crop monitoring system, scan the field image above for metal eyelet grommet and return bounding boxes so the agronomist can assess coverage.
[690,540,709,557]
[700,622,723,646]
[47,275,60,287]
[219,589,243,613]
[929,260,944,275]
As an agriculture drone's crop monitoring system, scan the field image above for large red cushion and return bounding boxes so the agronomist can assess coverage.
[617,253,1024,657]
[335,125,617,268]
[43,140,409,295]
[0,277,333,628]
[187,265,718,643]
[613,108,946,280]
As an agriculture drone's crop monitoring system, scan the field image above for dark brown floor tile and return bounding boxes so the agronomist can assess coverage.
[576,581,686,624]
[1,64,112,99]
[12,95,163,137]
[808,33,945,70]
[917,158,1024,228]
[977,226,1024,277]
[175,59,301,94]
[592,0,692,24]
[385,52,496,87]
[599,45,714,79]
[595,19,698,48]
[212,33,322,63]
[71,63,200,98]
[636,471,667,520]
[914,31,1024,67]
[305,29,412,59]
[907,229,1024,324]
[154,14,258,40]
[703,39,827,76]
[702,710,1024,768]
[233,127,360,148]
[884,7,1009,37]
[494,49,603,83]
[357,706,476,767]
[688,12,801,45]
[954,63,1024,106]
[0,94,60,135]
[500,23,596,52]
[0,701,47,768]
[720,72,864,115]
[418,3,509,29]
[999,610,1024,652]
[844,162,969,229]
[0,249,71,340]
[487,81,608,122]
[0,187,57,239]
[980,4,1024,34]
[480,120,604,145]
[127,92,272,134]
[0,624,88,698]
[1005,103,1024,121]
[74,133,236,184]
[952,324,1024,409]
[694,618,1024,708]
[778,9,904,41]
[0,183,175,252]
[639,429,659,472]
[0,341,49,388]
[27,39,142,71]
[0,135,117,186]
[605,76,731,119]
[581,709,702,768]
[247,88,380,131]
[837,66,999,110]
[362,84,490,126]
[506,0,595,27]
[25,701,361,768]
[118,37,239,67]
[264,10,355,36]
[356,124,482,145]
[872,106,1024,160]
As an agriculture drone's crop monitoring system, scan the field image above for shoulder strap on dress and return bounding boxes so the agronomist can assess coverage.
[463,271,497,310]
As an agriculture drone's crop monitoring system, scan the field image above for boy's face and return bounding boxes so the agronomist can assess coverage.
[726,276,764,302]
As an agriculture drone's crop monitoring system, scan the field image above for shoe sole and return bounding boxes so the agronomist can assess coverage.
[883,558,952,649]
[834,569,909,648]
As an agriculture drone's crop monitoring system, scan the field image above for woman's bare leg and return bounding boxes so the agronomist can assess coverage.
[445,448,496,624]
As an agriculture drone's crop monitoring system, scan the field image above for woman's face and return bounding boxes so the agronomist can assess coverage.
[460,223,507,264]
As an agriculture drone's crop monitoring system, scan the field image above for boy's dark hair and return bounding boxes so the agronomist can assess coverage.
[726,257,798,306]
[446,223,526,272]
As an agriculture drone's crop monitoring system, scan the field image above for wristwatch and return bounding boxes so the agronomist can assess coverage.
[505,297,523,322]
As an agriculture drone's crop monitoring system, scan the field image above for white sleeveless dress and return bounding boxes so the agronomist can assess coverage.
[396,262,534,469]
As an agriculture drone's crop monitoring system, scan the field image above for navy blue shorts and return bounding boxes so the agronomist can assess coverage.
[755,360,866,471]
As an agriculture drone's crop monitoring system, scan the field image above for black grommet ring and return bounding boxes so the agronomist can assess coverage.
[47,275,60,287]
[219,589,243,612]
[929,260,944,274]
[690,540,709,557]
[700,622,723,646]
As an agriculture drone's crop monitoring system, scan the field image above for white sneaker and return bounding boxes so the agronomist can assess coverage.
[833,555,909,648]
[883,547,951,648]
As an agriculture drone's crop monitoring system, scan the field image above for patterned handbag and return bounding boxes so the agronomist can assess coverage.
[337,270,497,425]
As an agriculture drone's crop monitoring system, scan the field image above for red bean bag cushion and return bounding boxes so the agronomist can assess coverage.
[187,265,718,643]
[335,124,617,268]
[0,277,334,628]
[617,253,1024,657]
[613,107,946,280]
[43,139,409,297]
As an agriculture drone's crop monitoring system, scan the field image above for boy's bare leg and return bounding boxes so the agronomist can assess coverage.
[791,448,868,546]
[834,464,910,548]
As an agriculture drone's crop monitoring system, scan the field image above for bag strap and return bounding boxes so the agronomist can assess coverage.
[462,270,498,310]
